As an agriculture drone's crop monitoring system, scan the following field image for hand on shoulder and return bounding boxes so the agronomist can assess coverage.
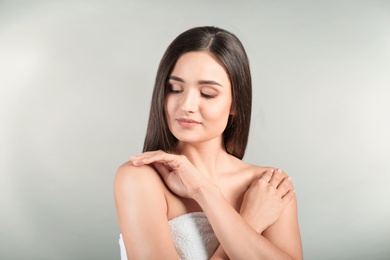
[130,150,212,199]
[240,167,296,233]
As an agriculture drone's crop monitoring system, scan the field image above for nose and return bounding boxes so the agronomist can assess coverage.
[181,89,198,113]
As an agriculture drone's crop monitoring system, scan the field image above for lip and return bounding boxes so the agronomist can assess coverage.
[176,118,201,128]
[177,118,201,124]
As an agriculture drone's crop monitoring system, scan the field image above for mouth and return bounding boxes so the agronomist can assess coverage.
[176,118,201,127]
[177,118,201,124]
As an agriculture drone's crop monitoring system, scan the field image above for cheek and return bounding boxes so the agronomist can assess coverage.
[164,97,176,123]
[206,99,232,120]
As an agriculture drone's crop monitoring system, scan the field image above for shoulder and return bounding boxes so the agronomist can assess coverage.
[115,161,170,186]
[230,157,271,179]
[114,161,170,222]
[115,161,162,184]
[114,161,167,200]
[241,160,290,179]
[223,157,271,188]
[231,158,292,185]
[114,162,180,258]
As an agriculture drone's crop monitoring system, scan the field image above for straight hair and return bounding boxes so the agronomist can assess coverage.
[143,26,252,159]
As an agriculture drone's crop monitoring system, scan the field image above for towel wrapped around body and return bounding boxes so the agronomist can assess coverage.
[119,212,219,260]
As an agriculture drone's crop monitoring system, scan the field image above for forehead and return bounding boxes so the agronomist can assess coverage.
[170,51,230,85]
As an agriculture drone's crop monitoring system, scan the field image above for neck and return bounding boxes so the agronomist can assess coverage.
[176,139,231,181]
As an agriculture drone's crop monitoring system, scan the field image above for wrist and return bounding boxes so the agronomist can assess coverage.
[240,212,268,234]
[192,182,222,205]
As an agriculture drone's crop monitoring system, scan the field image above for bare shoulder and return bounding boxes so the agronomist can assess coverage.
[114,161,169,229]
[242,161,290,179]
[114,162,179,258]
[115,161,164,187]
[114,161,167,205]
[232,158,271,179]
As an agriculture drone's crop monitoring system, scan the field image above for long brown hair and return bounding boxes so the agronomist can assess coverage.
[142,26,252,159]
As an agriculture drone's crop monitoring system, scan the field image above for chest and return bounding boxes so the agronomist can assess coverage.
[166,173,254,220]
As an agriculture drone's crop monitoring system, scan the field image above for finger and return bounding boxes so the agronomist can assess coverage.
[143,153,181,168]
[281,188,296,202]
[276,177,292,196]
[269,168,284,188]
[259,169,274,183]
[130,152,155,165]
[130,151,161,161]
[131,151,178,166]
[152,162,171,180]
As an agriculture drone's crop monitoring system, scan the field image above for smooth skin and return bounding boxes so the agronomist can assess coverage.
[114,51,302,259]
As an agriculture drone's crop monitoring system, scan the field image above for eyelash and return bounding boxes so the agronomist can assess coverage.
[168,85,216,99]
[169,89,182,94]
[201,93,215,99]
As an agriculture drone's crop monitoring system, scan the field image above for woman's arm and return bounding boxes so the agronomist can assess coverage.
[210,169,302,260]
[262,196,302,259]
[114,162,179,259]
[131,152,302,260]
[195,181,301,260]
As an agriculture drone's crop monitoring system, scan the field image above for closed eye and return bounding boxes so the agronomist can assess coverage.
[170,89,182,94]
[167,84,183,94]
[201,93,216,99]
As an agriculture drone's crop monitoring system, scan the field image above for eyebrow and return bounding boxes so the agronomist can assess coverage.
[169,75,223,87]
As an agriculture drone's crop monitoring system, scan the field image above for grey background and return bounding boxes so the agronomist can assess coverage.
[1,0,389,259]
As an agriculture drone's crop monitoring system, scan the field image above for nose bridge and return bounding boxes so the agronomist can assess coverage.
[181,88,198,112]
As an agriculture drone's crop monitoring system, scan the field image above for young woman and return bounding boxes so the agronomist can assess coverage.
[114,26,302,259]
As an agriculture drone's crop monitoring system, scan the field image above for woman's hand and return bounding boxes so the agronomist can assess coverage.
[240,168,295,233]
[130,150,209,198]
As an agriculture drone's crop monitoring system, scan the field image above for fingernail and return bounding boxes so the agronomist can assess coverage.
[270,169,274,173]
[288,177,291,181]
[277,168,283,173]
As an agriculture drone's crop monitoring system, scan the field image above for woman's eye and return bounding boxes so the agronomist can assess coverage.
[201,93,216,99]
[168,85,182,94]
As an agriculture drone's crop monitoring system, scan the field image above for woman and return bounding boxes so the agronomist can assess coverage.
[114,26,302,259]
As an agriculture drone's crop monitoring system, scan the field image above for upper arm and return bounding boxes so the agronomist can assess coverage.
[261,196,303,260]
[114,162,179,259]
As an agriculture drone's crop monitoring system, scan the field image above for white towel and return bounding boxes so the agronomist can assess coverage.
[169,212,219,259]
[119,212,219,260]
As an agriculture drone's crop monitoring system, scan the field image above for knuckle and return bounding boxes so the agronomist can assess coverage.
[260,172,270,179]
[283,182,293,191]
[258,178,267,185]
[276,168,288,177]
[284,177,294,186]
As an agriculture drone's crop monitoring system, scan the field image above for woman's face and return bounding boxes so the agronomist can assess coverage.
[165,51,233,145]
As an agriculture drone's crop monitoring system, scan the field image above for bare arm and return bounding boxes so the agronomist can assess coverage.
[209,201,302,260]
[210,201,301,260]
[210,169,302,260]
[114,163,179,259]
[262,196,302,259]
[195,183,301,260]
[131,152,302,260]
